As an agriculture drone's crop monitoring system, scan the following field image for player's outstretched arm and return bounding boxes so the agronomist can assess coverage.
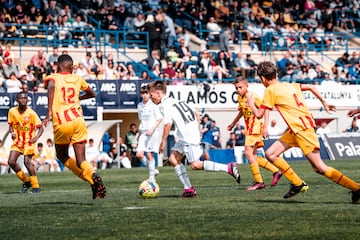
[301,84,336,114]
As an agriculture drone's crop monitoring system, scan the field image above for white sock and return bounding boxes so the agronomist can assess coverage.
[148,159,156,182]
[101,162,107,170]
[50,167,54,172]
[175,164,192,189]
[140,156,148,166]
[203,161,228,172]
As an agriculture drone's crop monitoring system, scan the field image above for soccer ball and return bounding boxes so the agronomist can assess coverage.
[138,179,160,199]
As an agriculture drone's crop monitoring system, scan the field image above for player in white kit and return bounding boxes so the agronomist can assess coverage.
[148,81,240,197]
[136,85,163,182]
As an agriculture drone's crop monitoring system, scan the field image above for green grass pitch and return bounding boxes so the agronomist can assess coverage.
[0,160,359,240]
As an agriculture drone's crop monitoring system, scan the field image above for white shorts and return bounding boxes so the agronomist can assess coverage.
[171,140,202,164]
[137,129,161,153]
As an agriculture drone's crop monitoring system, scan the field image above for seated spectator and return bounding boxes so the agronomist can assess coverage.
[126,63,138,80]
[48,47,59,74]
[32,142,46,172]
[215,51,232,82]
[206,17,222,40]
[142,50,161,71]
[172,69,187,85]
[116,62,128,79]
[28,49,49,83]
[5,72,22,93]
[232,52,250,77]
[163,61,176,79]
[55,15,73,47]
[167,46,184,70]
[75,62,90,80]
[343,118,359,133]
[86,138,100,170]
[245,54,258,79]
[18,69,35,92]
[110,137,132,169]
[3,57,19,79]
[81,52,98,77]
[293,64,317,84]
[139,71,150,80]
[44,138,61,172]
[102,60,118,80]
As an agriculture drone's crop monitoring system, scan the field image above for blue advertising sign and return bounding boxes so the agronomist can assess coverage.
[33,92,48,119]
[95,80,120,109]
[0,93,12,121]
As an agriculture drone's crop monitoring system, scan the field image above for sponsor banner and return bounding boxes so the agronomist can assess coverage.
[80,97,98,121]
[117,80,151,109]
[323,133,360,160]
[33,92,48,119]
[0,93,13,121]
[167,84,360,109]
[94,80,120,109]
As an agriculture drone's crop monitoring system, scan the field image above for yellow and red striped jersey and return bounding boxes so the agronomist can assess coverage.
[8,106,42,149]
[260,82,315,133]
[45,72,90,126]
[238,91,263,135]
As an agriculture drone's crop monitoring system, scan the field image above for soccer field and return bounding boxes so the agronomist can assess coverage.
[0,160,359,240]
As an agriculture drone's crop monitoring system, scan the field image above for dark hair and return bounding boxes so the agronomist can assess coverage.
[140,85,148,93]
[57,54,73,72]
[16,91,28,99]
[257,61,277,80]
[148,80,167,94]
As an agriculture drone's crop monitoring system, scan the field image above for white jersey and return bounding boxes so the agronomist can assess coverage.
[137,99,162,132]
[160,97,200,145]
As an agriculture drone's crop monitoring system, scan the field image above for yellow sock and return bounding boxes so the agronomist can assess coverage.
[324,167,360,191]
[250,162,263,183]
[80,161,95,185]
[257,156,279,174]
[29,176,40,188]
[273,157,303,186]
[65,157,83,177]
[16,170,30,183]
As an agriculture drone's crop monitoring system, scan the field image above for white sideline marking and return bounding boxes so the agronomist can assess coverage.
[124,206,149,210]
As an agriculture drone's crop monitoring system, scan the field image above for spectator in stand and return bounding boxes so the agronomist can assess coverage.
[75,62,91,80]
[211,120,222,149]
[28,49,49,83]
[140,71,150,80]
[72,14,93,45]
[46,0,59,24]
[44,138,61,172]
[101,13,119,43]
[5,72,22,93]
[60,4,73,22]
[48,47,59,74]
[232,52,250,77]
[102,60,117,80]
[293,64,317,84]
[172,69,187,85]
[343,118,359,133]
[86,138,100,169]
[333,52,351,74]
[201,114,212,159]
[125,123,139,167]
[132,12,145,32]
[3,57,19,79]
[113,4,130,27]
[161,11,177,48]
[219,27,231,54]
[55,15,73,47]
[142,49,162,71]
[163,61,176,79]
[110,137,132,169]
[116,62,128,80]
[215,51,232,82]
[233,122,245,146]
[177,26,191,48]
[348,62,360,83]
[81,52,97,78]
[175,38,193,67]
[142,14,161,55]
[349,51,359,65]
[206,17,222,40]
[245,54,258,79]
[126,63,138,80]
